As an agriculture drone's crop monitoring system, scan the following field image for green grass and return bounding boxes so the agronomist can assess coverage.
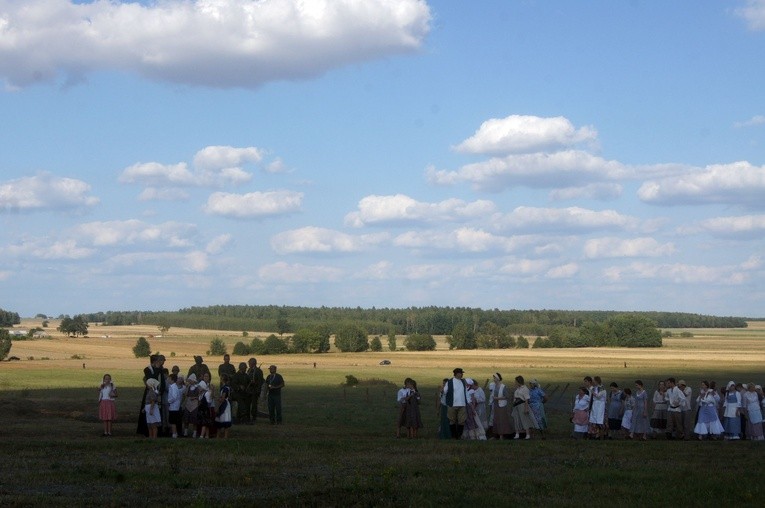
[2,331,765,506]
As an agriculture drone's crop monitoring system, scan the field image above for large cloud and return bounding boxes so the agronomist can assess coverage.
[0,173,99,212]
[583,237,675,259]
[492,206,642,233]
[74,219,198,247]
[270,226,388,254]
[689,214,765,239]
[344,194,496,227]
[454,115,597,155]
[638,161,765,207]
[0,0,431,89]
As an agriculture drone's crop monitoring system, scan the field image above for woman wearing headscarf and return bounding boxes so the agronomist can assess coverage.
[631,380,650,440]
[512,376,537,440]
[528,379,548,438]
[694,380,724,440]
[722,381,742,440]
[488,373,512,439]
[742,382,764,441]
[572,386,590,438]
[462,379,487,440]
[588,376,607,439]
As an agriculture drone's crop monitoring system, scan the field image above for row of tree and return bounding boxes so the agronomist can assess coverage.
[0,308,21,327]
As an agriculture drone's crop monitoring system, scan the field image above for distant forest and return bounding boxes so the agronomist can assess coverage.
[79,305,749,336]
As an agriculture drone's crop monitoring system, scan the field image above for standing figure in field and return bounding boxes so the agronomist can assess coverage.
[167,374,184,438]
[397,378,413,438]
[137,354,163,437]
[631,380,650,440]
[650,380,668,437]
[232,362,251,424]
[722,381,742,440]
[694,381,724,440]
[247,358,265,423]
[197,380,212,439]
[665,377,686,440]
[437,379,452,439]
[188,356,211,384]
[144,378,161,439]
[443,368,468,439]
[588,376,607,439]
[572,387,590,438]
[397,378,422,438]
[742,382,764,441]
[98,373,117,437]
[266,365,285,424]
[462,379,487,440]
[678,380,693,440]
[620,388,633,438]
[215,373,233,438]
[183,374,200,438]
[607,382,623,438]
[488,373,512,439]
[218,354,236,384]
[528,379,547,438]
[202,372,217,438]
[512,376,536,440]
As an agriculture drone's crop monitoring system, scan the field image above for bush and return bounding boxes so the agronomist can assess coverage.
[233,341,251,356]
[262,334,288,355]
[387,333,397,352]
[404,333,436,351]
[132,337,151,358]
[335,324,369,352]
[250,337,265,355]
[516,336,529,349]
[370,336,383,352]
[209,338,227,356]
[345,374,359,386]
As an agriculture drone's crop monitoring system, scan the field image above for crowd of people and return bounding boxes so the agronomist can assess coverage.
[573,376,765,441]
[97,353,286,438]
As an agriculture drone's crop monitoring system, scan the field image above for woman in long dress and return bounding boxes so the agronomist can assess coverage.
[588,376,607,439]
[488,373,512,439]
[528,379,547,438]
[462,379,487,440]
[620,388,633,437]
[742,382,764,441]
[722,381,742,440]
[437,379,451,439]
[512,376,537,440]
[399,379,422,438]
[650,380,668,437]
[631,380,650,440]
[572,387,590,438]
[694,381,724,440]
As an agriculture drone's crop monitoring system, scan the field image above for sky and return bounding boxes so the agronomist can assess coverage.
[1,0,765,319]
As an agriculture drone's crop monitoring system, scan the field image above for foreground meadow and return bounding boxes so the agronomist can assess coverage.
[1,321,764,506]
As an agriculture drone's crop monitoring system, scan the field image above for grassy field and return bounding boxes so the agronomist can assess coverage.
[1,320,764,506]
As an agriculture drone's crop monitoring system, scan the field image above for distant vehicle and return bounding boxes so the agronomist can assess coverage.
[379,359,391,365]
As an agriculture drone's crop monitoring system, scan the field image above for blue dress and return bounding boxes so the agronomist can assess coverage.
[528,386,547,430]
[631,390,650,433]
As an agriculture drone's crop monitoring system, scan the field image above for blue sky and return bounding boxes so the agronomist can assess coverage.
[1,0,764,318]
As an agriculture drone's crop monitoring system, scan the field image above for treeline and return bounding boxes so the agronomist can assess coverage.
[80,305,748,335]
[0,308,21,327]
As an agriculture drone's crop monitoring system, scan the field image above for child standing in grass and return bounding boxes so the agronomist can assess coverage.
[144,378,161,438]
[215,374,232,438]
[98,373,117,436]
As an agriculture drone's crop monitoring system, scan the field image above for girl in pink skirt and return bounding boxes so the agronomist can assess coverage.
[98,373,118,436]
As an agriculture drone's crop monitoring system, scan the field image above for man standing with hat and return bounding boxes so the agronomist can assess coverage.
[442,367,468,439]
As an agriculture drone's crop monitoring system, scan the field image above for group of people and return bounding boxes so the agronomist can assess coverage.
[96,353,286,438]
[425,368,548,440]
[572,376,765,441]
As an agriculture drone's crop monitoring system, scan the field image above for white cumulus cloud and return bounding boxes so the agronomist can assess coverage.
[454,115,597,155]
[344,194,496,227]
[734,114,765,128]
[736,0,765,31]
[193,145,264,171]
[492,206,641,233]
[74,220,197,247]
[546,262,579,279]
[583,237,675,259]
[0,0,431,89]
[204,190,303,218]
[638,161,765,207]
[549,183,623,201]
[692,214,765,238]
[0,173,99,212]
[271,226,388,254]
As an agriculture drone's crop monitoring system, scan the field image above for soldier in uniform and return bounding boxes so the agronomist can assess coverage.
[246,357,264,423]
[188,355,211,382]
[232,362,251,424]
[218,354,236,382]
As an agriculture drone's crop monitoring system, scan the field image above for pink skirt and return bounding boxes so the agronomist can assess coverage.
[99,399,117,421]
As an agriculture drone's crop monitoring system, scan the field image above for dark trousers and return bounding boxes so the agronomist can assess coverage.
[169,410,182,436]
[236,394,252,422]
[268,392,282,424]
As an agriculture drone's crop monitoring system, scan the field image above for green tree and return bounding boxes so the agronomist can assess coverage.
[57,314,89,337]
[209,337,227,356]
[132,336,151,358]
[0,329,12,360]
[262,334,289,354]
[447,322,476,350]
[387,332,397,351]
[607,314,662,347]
[370,336,383,352]
[250,337,265,355]
[516,335,530,349]
[0,308,21,327]
[404,333,436,351]
[276,311,290,336]
[232,341,250,356]
[334,324,369,352]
